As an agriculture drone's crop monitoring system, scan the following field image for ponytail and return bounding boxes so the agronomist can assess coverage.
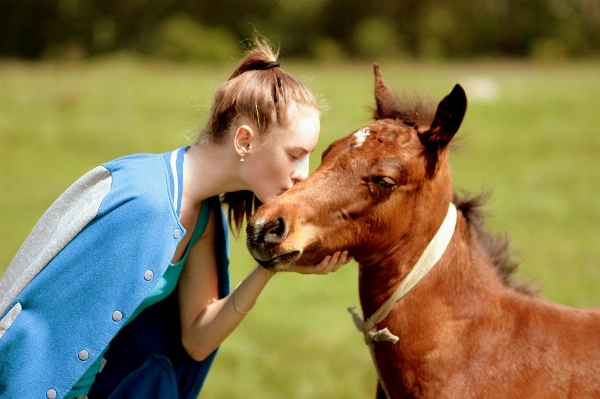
[199,37,318,235]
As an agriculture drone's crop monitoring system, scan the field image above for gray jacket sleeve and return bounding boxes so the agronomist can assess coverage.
[0,166,112,334]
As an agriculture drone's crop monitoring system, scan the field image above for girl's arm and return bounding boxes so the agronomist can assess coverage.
[177,205,348,361]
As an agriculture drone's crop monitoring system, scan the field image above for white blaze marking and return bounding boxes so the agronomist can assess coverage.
[353,128,370,147]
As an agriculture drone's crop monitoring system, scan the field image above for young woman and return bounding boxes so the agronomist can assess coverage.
[0,40,348,399]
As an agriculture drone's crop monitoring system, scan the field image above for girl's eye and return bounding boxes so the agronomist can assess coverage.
[372,176,397,189]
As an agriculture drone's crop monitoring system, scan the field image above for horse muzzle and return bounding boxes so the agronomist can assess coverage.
[246,215,297,269]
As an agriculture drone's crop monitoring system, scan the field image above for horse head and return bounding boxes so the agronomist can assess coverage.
[246,64,467,274]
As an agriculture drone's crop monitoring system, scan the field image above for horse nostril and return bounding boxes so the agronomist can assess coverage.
[268,217,285,236]
[263,217,287,245]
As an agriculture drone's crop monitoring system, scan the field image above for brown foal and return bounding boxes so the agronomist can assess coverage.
[246,64,600,399]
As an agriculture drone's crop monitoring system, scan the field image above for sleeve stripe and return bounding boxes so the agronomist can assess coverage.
[169,150,179,215]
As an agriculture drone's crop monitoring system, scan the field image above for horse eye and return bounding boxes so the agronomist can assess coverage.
[372,176,397,189]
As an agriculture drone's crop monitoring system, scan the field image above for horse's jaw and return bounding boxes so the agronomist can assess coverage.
[252,250,302,271]
[251,241,340,272]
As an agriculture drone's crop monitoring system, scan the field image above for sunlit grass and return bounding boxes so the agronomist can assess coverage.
[1,57,599,398]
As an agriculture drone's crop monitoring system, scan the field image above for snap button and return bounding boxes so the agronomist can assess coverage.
[46,389,57,399]
[173,228,181,239]
[112,311,123,322]
[78,349,89,361]
[144,270,154,281]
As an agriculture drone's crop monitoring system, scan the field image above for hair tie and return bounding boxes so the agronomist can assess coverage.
[247,61,280,72]
[263,61,280,69]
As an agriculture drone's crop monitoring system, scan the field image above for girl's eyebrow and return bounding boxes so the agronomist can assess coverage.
[286,145,313,154]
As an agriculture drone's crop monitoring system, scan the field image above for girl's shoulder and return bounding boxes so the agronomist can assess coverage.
[99,150,181,216]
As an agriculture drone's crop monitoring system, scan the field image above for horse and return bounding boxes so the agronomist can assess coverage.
[245,63,600,399]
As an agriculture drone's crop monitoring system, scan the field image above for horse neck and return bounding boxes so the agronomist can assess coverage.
[357,208,505,320]
[357,193,452,317]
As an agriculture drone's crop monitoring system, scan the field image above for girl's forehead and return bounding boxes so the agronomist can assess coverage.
[267,105,320,148]
[290,109,320,146]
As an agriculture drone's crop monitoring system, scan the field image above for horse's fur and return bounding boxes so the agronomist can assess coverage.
[246,64,600,398]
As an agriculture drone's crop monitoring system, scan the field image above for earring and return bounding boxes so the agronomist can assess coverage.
[240,155,244,163]
[240,147,247,163]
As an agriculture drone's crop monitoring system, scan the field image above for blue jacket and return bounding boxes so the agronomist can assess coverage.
[0,148,231,399]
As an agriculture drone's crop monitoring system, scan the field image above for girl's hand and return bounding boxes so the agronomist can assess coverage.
[285,251,352,275]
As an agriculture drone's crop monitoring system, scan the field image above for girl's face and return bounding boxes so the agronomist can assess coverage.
[243,105,320,203]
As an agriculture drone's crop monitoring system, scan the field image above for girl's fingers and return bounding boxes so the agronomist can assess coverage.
[318,255,332,271]
[285,250,352,275]
[328,251,341,267]
[331,251,349,272]
[321,250,348,274]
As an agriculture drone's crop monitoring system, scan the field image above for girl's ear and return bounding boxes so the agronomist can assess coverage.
[233,124,255,156]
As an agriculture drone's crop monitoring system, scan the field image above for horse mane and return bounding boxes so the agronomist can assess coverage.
[453,191,538,296]
[371,89,438,128]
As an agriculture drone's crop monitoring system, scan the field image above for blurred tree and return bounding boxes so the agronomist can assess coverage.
[1,0,60,59]
[141,14,237,62]
[351,17,404,59]
[0,0,598,61]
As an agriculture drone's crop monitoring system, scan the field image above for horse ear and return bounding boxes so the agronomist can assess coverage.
[373,63,401,120]
[420,84,467,150]
[419,84,467,177]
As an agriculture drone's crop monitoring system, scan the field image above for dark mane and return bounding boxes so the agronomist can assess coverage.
[372,89,438,128]
[453,191,538,296]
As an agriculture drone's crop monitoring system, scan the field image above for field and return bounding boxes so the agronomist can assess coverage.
[1,57,599,398]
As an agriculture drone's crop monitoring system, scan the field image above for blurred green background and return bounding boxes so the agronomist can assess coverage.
[2,0,600,61]
[1,1,600,398]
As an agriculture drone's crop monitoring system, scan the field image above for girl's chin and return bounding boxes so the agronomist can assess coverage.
[255,194,270,203]
[258,191,283,203]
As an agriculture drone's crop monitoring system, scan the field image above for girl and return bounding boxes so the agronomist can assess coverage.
[0,39,348,399]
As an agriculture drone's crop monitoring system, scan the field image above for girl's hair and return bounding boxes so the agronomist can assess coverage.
[198,38,319,235]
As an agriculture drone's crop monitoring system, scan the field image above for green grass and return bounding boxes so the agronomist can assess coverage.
[1,57,599,398]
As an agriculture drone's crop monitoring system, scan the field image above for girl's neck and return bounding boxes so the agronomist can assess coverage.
[182,142,247,207]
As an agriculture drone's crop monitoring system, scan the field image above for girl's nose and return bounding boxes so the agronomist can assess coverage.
[291,156,309,184]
